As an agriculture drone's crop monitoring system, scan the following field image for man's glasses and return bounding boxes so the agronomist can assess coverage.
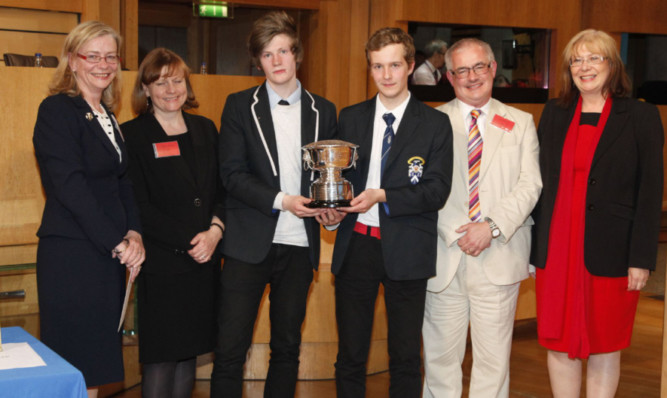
[450,62,492,79]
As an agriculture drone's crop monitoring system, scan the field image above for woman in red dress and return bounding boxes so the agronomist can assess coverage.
[532,29,664,397]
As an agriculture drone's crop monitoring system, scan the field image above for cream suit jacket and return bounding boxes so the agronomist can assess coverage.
[427,98,542,292]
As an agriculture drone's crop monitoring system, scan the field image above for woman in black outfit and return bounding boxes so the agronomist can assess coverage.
[122,48,225,398]
[33,21,145,398]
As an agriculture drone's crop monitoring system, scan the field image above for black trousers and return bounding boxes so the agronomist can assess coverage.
[210,244,313,398]
[334,232,427,398]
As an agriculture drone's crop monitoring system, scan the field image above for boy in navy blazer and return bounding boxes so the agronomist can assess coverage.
[331,27,453,398]
[210,11,338,398]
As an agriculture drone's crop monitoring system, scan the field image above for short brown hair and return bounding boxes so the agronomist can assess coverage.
[248,11,303,69]
[365,27,415,65]
[558,29,631,106]
[131,48,198,115]
[49,21,122,111]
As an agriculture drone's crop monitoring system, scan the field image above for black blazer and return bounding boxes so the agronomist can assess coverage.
[532,97,664,276]
[218,83,337,267]
[33,94,141,254]
[331,95,453,280]
[122,112,225,274]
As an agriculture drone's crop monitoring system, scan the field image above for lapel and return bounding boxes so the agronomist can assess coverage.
[355,99,377,190]
[448,100,472,188]
[251,83,280,177]
[479,98,506,182]
[300,88,318,192]
[549,99,579,178]
[590,98,629,170]
[145,113,198,189]
[300,88,318,146]
[74,96,121,164]
[383,96,421,180]
[184,112,209,188]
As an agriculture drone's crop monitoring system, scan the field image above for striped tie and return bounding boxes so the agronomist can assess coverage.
[468,109,482,222]
[381,113,395,177]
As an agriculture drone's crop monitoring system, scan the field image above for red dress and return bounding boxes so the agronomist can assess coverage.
[536,101,640,359]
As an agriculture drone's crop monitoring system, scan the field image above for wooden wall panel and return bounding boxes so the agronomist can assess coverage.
[400,0,581,29]
[0,67,52,248]
[225,0,320,9]
[0,31,68,61]
[121,0,139,70]
[0,7,77,32]
[0,7,77,63]
[302,0,370,111]
[0,0,82,13]
[584,0,667,35]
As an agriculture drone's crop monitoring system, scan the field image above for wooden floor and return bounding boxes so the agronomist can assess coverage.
[111,294,663,398]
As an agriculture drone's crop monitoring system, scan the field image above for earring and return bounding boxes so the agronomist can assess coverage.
[146,97,152,107]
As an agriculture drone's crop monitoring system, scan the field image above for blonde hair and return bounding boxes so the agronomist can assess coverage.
[558,29,631,106]
[49,21,122,111]
[131,48,198,115]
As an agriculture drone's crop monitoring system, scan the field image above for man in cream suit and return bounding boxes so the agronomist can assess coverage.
[422,38,541,398]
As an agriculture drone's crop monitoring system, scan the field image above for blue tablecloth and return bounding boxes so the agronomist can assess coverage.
[0,326,87,398]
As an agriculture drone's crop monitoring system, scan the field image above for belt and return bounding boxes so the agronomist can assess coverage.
[353,222,381,239]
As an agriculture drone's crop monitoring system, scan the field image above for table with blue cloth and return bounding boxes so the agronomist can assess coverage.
[0,326,87,398]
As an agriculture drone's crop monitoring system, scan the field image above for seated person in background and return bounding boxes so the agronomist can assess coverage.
[411,39,448,85]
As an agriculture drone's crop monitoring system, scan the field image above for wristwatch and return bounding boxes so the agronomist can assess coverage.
[484,217,501,239]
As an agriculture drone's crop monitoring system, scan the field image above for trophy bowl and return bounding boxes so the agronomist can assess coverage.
[302,139,359,208]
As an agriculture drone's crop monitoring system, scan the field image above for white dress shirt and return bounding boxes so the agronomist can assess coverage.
[357,93,411,227]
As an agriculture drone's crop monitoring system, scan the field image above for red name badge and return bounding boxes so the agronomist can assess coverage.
[153,141,180,158]
[491,114,515,133]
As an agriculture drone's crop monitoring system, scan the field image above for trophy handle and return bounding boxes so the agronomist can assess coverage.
[302,149,314,171]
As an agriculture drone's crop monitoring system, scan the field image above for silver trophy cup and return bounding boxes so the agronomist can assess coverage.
[302,140,359,208]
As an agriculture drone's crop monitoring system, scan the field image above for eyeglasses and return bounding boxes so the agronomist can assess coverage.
[450,62,492,79]
[569,54,606,68]
[76,53,121,65]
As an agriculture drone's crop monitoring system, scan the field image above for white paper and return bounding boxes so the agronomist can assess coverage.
[0,342,47,370]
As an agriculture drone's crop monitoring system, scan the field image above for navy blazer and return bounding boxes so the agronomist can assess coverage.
[122,112,225,274]
[532,97,664,276]
[331,95,453,280]
[218,83,337,267]
[33,94,141,254]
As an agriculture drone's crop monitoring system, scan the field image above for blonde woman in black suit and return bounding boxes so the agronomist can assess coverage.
[122,48,224,398]
[33,21,145,398]
[532,29,663,397]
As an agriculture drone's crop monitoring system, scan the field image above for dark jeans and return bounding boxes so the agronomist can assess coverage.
[335,232,427,398]
[210,244,313,398]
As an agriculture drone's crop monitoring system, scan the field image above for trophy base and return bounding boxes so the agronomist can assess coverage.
[306,199,352,208]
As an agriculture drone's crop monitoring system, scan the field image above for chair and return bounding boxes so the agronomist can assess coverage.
[3,53,59,67]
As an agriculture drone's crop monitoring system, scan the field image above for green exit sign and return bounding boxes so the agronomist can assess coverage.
[195,3,230,18]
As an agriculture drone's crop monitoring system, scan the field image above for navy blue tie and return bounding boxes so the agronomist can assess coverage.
[381,113,395,177]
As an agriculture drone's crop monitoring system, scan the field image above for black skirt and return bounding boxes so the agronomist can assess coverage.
[137,253,220,363]
[37,236,126,387]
